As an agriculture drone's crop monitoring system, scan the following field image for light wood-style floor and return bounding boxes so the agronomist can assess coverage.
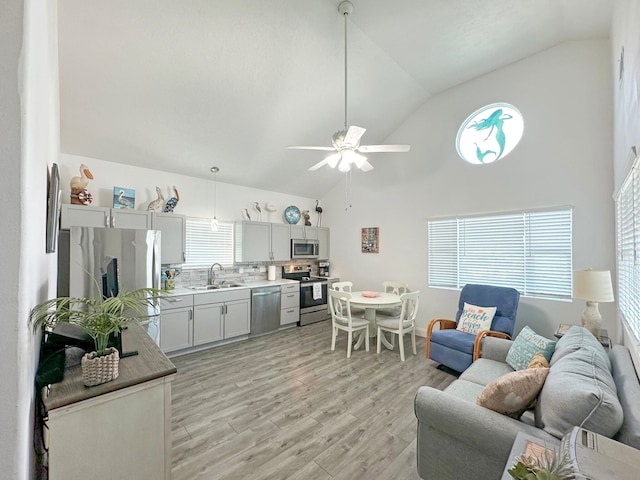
[170,320,456,480]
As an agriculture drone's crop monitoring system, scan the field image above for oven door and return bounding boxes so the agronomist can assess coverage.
[300,281,328,309]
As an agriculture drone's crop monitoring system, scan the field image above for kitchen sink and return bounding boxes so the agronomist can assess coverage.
[188,283,244,291]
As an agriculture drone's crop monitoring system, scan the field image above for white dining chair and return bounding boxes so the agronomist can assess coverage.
[377,281,410,317]
[331,281,364,316]
[329,289,369,358]
[376,291,419,361]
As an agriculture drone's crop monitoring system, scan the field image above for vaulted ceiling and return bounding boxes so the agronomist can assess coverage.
[58,0,612,198]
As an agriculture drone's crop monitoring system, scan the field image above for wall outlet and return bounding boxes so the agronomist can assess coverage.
[238,267,244,274]
[259,266,266,273]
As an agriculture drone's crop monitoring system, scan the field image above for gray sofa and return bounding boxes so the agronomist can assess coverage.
[415,326,640,479]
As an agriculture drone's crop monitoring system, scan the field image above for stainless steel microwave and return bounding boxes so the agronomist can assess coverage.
[291,239,319,259]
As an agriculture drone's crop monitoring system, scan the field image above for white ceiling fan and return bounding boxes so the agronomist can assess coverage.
[288,1,410,173]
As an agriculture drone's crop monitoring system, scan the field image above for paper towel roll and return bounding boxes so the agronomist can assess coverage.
[267,265,276,281]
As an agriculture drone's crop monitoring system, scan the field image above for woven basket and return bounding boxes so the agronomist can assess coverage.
[81,347,119,387]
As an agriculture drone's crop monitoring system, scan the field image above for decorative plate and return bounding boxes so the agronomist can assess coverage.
[361,291,380,298]
[284,205,301,224]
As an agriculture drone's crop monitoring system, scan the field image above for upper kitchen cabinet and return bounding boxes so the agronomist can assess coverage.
[151,212,186,265]
[290,225,318,240]
[60,204,151,230]
[234,221,290,263]
[318,227,330,260]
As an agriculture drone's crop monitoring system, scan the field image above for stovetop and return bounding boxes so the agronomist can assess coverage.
[281,265,326,283]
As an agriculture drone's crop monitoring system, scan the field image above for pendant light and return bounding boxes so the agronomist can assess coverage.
[210,166,219,231]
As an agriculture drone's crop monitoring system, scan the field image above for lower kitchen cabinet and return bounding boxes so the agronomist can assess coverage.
[193,289,251,343]
[159,295,193,354]
[280,283,300,326]
[193,303,224,345]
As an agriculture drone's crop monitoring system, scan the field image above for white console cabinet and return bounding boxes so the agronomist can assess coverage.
[43,324,175,480]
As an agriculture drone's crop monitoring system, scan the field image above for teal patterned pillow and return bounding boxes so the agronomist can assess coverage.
[506,326,556,371]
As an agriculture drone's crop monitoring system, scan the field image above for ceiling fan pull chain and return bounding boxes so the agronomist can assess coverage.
[345,169,352,211]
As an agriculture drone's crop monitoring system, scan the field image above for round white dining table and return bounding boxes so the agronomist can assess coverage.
[349,292,402,350]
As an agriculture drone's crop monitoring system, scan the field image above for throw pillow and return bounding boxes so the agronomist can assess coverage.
[506,326,556,371]
[527,352,550,369]
[476,368,550,418]
[456,302,497,335]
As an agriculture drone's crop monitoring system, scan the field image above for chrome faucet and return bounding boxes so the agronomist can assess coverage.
[208,263,223,285]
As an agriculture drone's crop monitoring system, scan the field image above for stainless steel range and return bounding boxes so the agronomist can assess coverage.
[282,265,329,326]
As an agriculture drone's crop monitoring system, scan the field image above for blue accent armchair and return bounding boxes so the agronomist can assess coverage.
[426,284,520,372]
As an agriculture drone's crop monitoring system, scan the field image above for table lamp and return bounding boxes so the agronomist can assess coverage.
[573,269,614,338]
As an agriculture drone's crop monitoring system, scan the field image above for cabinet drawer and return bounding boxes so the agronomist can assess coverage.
[160,295,193,310]
[281,291,300,309]
[280,307,299,326]
[281,283,299,293]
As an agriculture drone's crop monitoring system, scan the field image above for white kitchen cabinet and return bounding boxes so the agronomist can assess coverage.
[193,303,224,345]
[60,204,151,229]
[271,223,291,261]
[159,295,193,354]
[151,212,186,264]
[194,289,251,342]
[318,227,330,260]
[280,283,300,326]
[290,225,318,240]
[235,221,291,262]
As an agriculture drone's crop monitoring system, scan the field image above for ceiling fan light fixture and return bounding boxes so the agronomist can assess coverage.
[326,152,341,168]
[338,156,351,172]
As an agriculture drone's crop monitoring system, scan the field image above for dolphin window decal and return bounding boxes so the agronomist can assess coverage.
[456,103,524,165]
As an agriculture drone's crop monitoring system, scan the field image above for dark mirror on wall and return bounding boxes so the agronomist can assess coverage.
[46,163,61,253]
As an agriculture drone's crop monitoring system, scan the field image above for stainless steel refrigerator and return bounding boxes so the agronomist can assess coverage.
[58,226,162,344]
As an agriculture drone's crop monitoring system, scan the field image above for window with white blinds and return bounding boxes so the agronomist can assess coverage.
[428,208,573,300]
[616,154,640,342]
[183,218,234,269]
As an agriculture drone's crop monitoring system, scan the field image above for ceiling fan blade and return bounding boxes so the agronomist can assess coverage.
[359,160,374,172]
[308,158,330,171]
[358,144,411,153]
[288,145,336,151]
[344,126,366,147]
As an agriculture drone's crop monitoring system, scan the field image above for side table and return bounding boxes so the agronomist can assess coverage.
[501,432,561,480]
[554,323,611,350]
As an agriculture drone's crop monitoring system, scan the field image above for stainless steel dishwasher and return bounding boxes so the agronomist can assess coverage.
[250,286,282,335]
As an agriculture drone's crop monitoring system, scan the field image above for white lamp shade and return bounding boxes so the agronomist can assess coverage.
[573,269,614,302]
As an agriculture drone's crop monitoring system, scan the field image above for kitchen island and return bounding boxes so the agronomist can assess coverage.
[42,323,176,480]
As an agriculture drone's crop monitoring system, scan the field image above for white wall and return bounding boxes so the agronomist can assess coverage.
[1,1,60,478]
[322,40,614,341]
[612,0,640,367]
[58,154,319,227]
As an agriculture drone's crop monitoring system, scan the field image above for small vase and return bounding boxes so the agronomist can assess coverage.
[81,347,119,387]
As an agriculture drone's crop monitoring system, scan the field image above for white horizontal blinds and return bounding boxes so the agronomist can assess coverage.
[459,213,525,290]
[616,163,640,340]
[525,209,573,298]
[428,207,573,300]
[184,219,234,269]
[427,219,457,288]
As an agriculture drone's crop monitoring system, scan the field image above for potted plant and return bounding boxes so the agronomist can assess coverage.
[508,444,588,480]
[29,287,165,387]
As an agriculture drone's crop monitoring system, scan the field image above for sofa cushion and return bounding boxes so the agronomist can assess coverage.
[610,345,640,449]
[536,326,623,439]
[456,303,496,335]
[477,368,549,418]
[459,358,514,387]
[506,326,556,371]
[443,379,486,402]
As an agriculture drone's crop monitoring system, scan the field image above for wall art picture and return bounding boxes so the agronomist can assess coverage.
[113,186,135,209]
[361,227,379,253]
